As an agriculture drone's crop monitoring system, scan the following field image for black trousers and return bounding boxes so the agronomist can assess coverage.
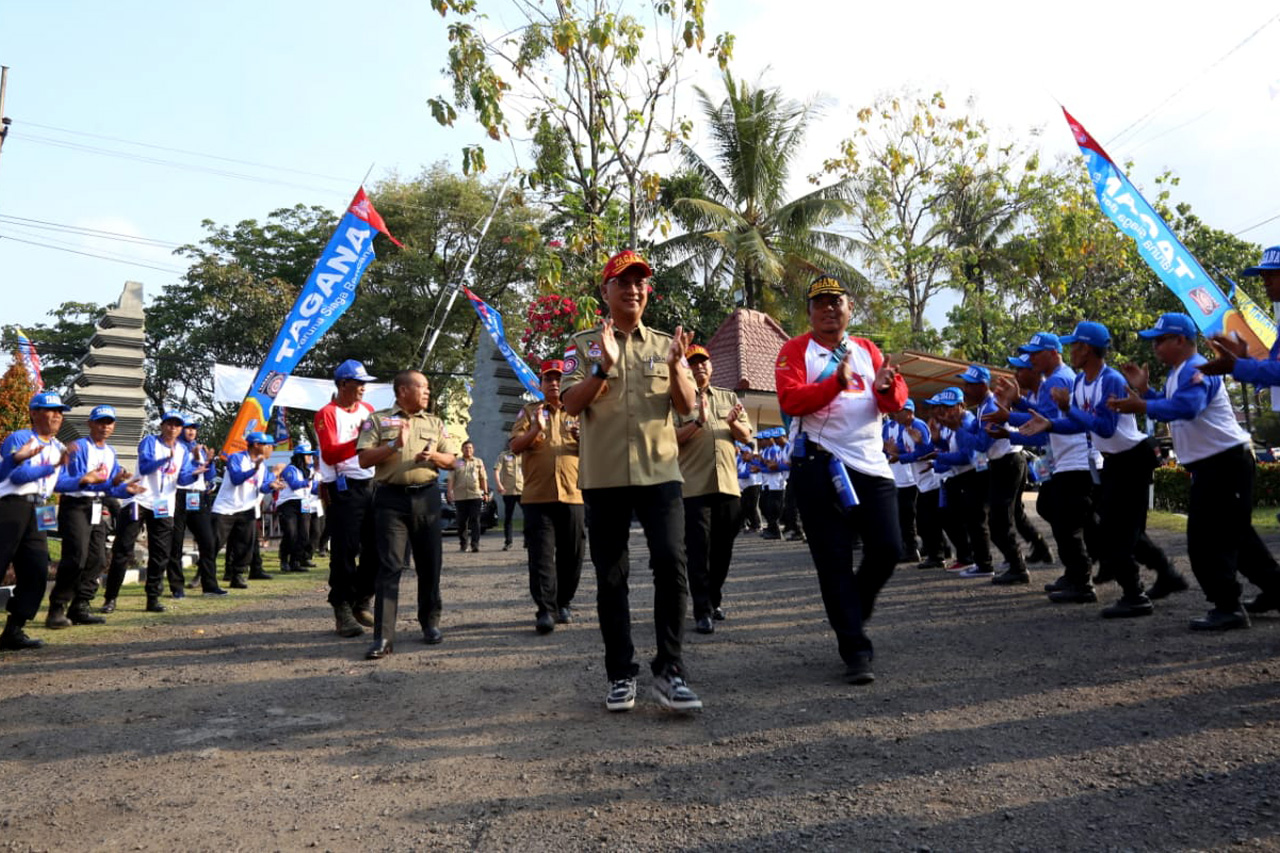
[583,482,687,682]
[51,496,108,610]
[168,490,217,592]
[760,487,783,536]
[1185,444,1280,610]
[523,501,585,615]
[0,495,50,621]
[213,509,256,581]
[324,479,377,608]
[1036,469,1094,584]
[276,500,310,570]
[949,469,992,568]
[502,494,520,545]
[105,503,174,602]
[371,483,443,644]
[456,498,482,548]
[895,485,919,554]
[684,492,742,619]
[793,454,901,664]
[987,454,1026,572]
[916,487,948,561]
[739,484,761,531]
[1097,440,1173,596]
[781,479,802,534]
[1012,472,1049,555]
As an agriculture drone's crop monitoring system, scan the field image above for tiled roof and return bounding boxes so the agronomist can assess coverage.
[704,308,791,393]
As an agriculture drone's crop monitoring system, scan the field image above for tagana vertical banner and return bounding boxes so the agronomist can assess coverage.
[463,287,544,401]
[220,188,402,456]
[1062,107,1269,357]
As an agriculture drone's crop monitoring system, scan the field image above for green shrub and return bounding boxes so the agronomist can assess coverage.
[1153,461,1280,512]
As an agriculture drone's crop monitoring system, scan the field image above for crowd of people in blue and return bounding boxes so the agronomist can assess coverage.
[2,245,1280,714]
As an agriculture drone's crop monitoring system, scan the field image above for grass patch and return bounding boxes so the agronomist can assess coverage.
[1148,506,1279,535]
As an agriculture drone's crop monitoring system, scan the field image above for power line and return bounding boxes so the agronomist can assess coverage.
[0,214,183,248]
[20,119,355,184]
[1234,211,1280,237]
[0,232,185,274]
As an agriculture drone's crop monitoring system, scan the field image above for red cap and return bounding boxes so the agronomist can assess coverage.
[540,359,565,376]
[685,344,710,361]
[601,250,653,283]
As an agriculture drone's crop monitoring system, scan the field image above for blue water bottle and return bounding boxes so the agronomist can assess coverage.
[828,456,859,510]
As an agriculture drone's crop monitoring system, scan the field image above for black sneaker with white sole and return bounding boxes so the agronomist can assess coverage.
[651,668,703,711]
[605,678,637,712]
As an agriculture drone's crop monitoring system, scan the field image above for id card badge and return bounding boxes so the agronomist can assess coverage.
[186,491,202,511]
[300,498,311,514]
[1087,452,1101,485]
[152,498,171,519]
[36,503,58,531]
[336,473,349,492]
[90,501,104,526]
[973,452,989,472]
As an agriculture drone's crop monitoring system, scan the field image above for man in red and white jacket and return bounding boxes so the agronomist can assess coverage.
[315,359,379,639]
[776,274,908,685]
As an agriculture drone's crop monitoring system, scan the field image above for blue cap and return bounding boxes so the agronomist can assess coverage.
[89,405,117,422]
[1138,312,1198,339]
[244,431,276,445]
[902,399,916,411]
[161,410,185,424]
[29,392,71,412]
[926,386,964,406]
[1006,355,1033,369]
[1060,321,1111,348]
[1018,332,1062,354]
[334,359,376,382]
[1242,246,1280,277]
[294,440,316,454]
[956,365,991,384]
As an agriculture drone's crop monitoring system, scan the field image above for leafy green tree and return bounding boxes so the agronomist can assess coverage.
[0,356,36,443]
[654,71,861,327]
[2,301,104,392]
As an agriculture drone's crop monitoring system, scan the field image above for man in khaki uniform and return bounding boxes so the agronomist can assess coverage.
[493,439,523,551]
[674,344,753,635]
[562,249,703,713]
[448,441,488,552]
[356,369,458,660]
[511,359,585,634]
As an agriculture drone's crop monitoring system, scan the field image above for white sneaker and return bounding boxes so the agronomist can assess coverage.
[651,669,703,711]
[605,678,636,712]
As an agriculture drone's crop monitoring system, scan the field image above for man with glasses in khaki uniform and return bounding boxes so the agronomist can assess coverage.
[562,250,702,713]
[357,369,458,660]
[674,344,752,636]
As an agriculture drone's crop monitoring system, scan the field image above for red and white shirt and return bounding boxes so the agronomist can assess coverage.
[775,333,907,479]
[314,400,376,483]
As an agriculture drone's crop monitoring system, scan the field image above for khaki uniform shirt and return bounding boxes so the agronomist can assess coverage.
[676,385,751,498]
[563,321,688,489]
[355,406,457,485]
[450,457,487,500]
[511,401,582,505]
[494,451,523,495]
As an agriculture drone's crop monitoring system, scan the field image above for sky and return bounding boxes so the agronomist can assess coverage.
[2,0,1278,354]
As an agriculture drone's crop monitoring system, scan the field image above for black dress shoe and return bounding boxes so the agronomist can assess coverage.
[694,616,714,635]
[556,606,573,624]
[845,656,875,685]
[1101,593,1153,618]
[992,569,1031,586]
[1048,584,1098,604]
[423,627,444,645]
[230,578,249,589]
[1244,592,1280,614]
[100,599,117,614]
[470,544,479,553]
[1147,573,1190,600]
[1043,574,1071,593]
[67,608,105,625]
[1028,548,1054,565]
[171,590,186,600]
[146,600,167,613]
[365,639,393,660]
[248,571,273,580]
[535,612,555,634]
[712,607,726,621]
[0,628,44,651]
[202,587,230,597]
[503,543,512,551]
[45,608,72,629]
[1190,608,1250,631]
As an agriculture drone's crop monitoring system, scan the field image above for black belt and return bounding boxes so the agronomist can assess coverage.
[1,493,43,504]
[381,481,436,492]
[61,494,103,503]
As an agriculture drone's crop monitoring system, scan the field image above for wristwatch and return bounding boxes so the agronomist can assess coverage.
[591,362,608,380]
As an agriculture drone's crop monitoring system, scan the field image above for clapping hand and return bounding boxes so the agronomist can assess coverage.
[1049,386,1071,412]
[1021,411,1052,436]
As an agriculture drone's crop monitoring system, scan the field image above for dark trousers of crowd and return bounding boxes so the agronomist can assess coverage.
[791,449,901,665]
[684,492,741,620]
[523,501,584,617]
[739,484,761,532]
[896,485,919,557]
[1035,469,1094,585]
[583,482,688,682]
[0,496,51,621]
[915,487,949,562]
[170,490,219,593]
[324,479,377,609]
[987,454,1028,574]
[105,504,173,603]
[371,483,443,644]
[456,498,482,550]
[502,495,520,547]
[760,487,783,537]
[276,499,313,572]
[942,470,990,568]
[1185,443,1280,610]
[51,496,108,612]
[1096,440,1175,597]
[214,509,258,585]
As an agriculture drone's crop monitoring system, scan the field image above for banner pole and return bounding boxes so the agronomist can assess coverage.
[417,172,513,371]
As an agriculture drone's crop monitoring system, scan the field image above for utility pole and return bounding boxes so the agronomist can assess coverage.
[0,66,10,163]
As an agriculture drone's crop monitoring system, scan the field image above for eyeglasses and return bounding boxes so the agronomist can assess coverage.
[605,276,650,290]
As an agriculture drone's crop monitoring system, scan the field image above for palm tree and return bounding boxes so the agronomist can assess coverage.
[653,72,863,317]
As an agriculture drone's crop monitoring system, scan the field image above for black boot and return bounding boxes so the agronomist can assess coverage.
[0,615,45,651]
[45,603,73,630]
[67,605,106,625]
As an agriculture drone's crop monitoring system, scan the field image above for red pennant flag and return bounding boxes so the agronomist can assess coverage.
[348,187,404,249]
